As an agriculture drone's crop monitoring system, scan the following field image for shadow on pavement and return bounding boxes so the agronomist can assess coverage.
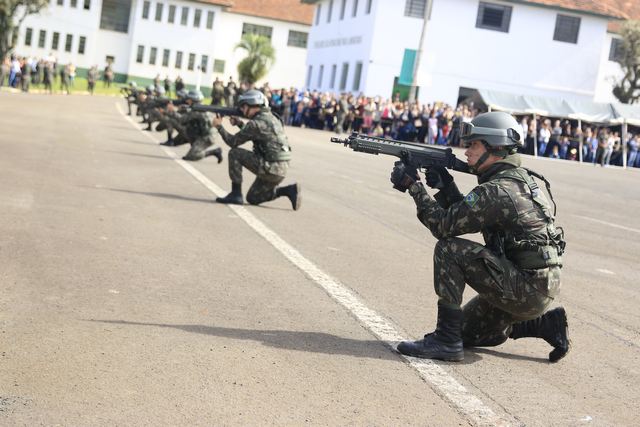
[468,346,549,364]
[87,319,400,361]
[100,150,171,160]
[100,187,213,204]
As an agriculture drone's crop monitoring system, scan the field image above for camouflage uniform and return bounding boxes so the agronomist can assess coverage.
[216,106,292,205]
[182,110,217,160]
[408,154,564,346]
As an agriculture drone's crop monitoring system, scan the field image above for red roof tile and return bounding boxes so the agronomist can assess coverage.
[226,0,314,25]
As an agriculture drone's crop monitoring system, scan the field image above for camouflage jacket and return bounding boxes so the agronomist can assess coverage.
[408,154,564,269]
[216,107,292,162]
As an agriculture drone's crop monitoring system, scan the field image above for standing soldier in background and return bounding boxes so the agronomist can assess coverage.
[211,77,224,106]
[390,111,569,363]
[224,77,237,107]
[335,93,350,134]
[103,63,114,88]
[164,76,171,97]
[174,76,184,94]
[213,90,301,210]
[87,65,98,95]
[60,64,70,95]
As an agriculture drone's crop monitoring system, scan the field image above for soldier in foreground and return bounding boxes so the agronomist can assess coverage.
[212,90,301,210]
[390,112,569,362]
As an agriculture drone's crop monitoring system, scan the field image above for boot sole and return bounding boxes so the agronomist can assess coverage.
[549,307,570,363]
[293,184,301,210]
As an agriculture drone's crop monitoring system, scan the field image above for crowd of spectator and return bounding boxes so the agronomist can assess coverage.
[256,85,640,169]
[0,53,113,94]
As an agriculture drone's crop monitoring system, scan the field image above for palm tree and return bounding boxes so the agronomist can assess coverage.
[235,33,276,86]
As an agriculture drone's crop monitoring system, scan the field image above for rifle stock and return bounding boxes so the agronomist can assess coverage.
[331,133,470,173]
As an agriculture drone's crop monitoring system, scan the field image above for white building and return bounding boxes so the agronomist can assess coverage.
[303,0,628,105]
[15,0,314,91]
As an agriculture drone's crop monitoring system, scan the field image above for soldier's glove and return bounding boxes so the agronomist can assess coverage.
[425,166,453,190]
[229,117,243,127]
[390,161,419,193]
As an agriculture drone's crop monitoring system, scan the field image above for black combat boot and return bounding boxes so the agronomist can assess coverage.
[160,137,174,146]
[203,147,223,164]
[275,183,301,210]
[509,307,570,363]
[397,303,464,361]
[216,183,243,205]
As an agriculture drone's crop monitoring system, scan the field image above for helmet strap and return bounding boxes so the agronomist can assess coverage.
[470,150,492,174]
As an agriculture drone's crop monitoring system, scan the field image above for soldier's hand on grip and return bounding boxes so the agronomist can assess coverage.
[425,166,453,190]
[229,117,242,127]
[390,161,419,193]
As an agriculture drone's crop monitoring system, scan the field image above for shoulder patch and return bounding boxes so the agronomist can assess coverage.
[464,192,479,208]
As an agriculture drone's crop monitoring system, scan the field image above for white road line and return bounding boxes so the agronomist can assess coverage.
[572,214,640,234]
[116,102,513,427]
[596,269,615,275]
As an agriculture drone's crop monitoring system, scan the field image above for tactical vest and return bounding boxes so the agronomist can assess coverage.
[488,167,566,270]
[253,110,292,162]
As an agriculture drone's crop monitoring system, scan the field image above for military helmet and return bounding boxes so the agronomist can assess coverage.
[187,90,204,102]
[237,89,266,107]
[146,84,155,94]
[460,111,523,149]
[129,81,137,88]
[156,86,166,95]
[176,88,188,99]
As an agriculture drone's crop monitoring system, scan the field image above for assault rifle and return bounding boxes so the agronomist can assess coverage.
[190,105,242,116]
[147,97,190,109]
[331,133,470,174]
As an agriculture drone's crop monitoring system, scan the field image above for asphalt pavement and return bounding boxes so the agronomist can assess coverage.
[1,92,639,426]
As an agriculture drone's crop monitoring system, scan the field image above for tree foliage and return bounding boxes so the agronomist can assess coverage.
[235,34,275,86]
[0,0,48,59]
[612,20,640,104]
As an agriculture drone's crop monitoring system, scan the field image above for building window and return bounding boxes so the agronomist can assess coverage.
[476,2,512,33]
[553,14,580,44]
[340,62,349,90]
[201,54,208,72]
[404,0,426,18]
[175,51,183,68]
[71,0,77,7]
[24,28,33,46]
[327,0,333,22]
[306,65,312,88]
[180,6,188,25]
[352,61,362,91]
[100,0,131,33]
[168,5,176,23]
[287,30,308,48]
[142,1,150,19]
[206,11,214,29]
[330,64,337,89]
[52,32,59,50]
[242,23,273,40]
[340,0,346,19]
[155,3,163,21]
[317,64,324,88]
[136,45,144,63]
[187,53,195,70]
[57,0,63,5]
[315,4,321,25]
[609,38,624,63]
[78,36,86,54]
[38,30,46,48]
[84,0,90,10]
[352,0,359,17]
[194,9,201,27]
[213,59,225,73]
[65,34,73,52]
[162,49,170,66]
[366,0,372,14]
[149,47,157,64]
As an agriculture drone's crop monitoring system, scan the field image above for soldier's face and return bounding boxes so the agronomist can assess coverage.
[464,140,487,167]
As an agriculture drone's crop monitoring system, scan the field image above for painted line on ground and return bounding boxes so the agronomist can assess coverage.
[572,214,640,234]
[116,102,514,427]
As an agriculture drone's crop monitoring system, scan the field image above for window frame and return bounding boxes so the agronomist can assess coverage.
[340,62,349,91]
[180,6,189,26]
[213,59,225,73]
[475,1,512,33]
[142,0,150,19]
[78,36,86,54]
[609,37,624,63]
[206,11,214,29]
[64,33,73,52]
[201,54,208,72]
[38,30,46,48]
[352,0,359,17]
[242,23,273,40]
[162,49,170,67]
[83,0,90,10]
[25,28,33,46]
[187,53,196,71]
[553,14,581,44]
[149,46,157,65]
[168,5,176,23]
[194,9,202,27]
[136,45,145,63]
[175,50,183,69]
[52,32,60,50]
[287,30,308,48]
[155,3,163,21]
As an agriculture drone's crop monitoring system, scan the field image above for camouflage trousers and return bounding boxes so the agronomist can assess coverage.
[433,237,561,346]
[183,136,215,160]
[228,147,288,205]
